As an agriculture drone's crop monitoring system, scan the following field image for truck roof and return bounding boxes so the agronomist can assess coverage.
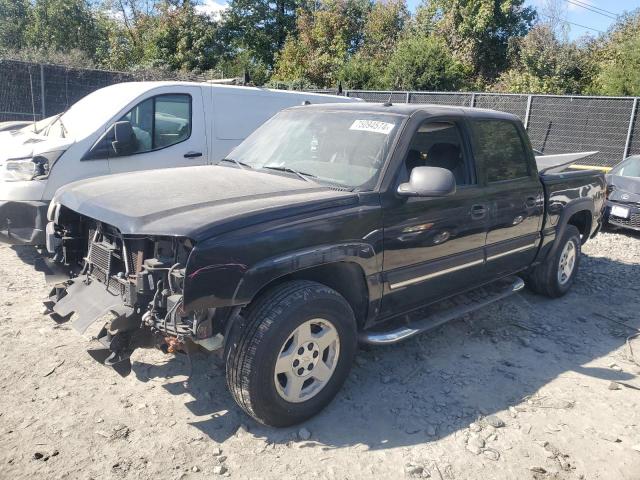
[290,101,521,122]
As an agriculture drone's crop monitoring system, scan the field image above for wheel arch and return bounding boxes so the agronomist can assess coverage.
[539,199,592,266]
[234,244,379,329]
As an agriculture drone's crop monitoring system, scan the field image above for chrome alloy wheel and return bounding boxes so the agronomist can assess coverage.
[274,319,340,403]
[558,239,577,285]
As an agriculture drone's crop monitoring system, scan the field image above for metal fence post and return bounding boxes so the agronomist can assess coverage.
[406,91,411,104]
[40,63,46,118]
[623,98,638,159]
[523,95,533,130]
[470,93,476,108]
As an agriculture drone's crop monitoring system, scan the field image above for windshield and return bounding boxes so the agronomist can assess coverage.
[19,84,146,140]
[611,156,640,178]
[225,109,404,189]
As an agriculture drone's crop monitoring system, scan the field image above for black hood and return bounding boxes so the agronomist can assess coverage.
[54,165,357,241]
[606,174,640,204]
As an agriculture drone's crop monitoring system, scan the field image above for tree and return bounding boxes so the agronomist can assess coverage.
[340,0,408,89]
[222,0,301,67]
[0,0,31,52]
[273,0,364,87]
[360,0,408,59]
[26,0,106,60]
[143,1,222,72]
[494,24,591,94]
[383,34,468,91]
[590,11,640,96]
[415,0,536,82]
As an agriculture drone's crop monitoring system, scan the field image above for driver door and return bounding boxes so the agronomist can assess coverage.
[379,118,490,318]
[108,86,208,173]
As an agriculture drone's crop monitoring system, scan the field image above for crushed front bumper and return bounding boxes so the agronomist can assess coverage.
[0,200,49,245]
[605,200,640,232]
[44,276,146,376]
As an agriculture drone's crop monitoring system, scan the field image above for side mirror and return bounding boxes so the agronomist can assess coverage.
[112,121,135,155]
[397,166,456,197]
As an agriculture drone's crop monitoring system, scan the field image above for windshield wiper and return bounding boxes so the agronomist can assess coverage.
[261,165,317,183]
[58,118,68,138]
[40,109,69,135]
[220,158,253,170]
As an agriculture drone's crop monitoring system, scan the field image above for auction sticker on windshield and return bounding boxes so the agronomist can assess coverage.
[350,120,395,135]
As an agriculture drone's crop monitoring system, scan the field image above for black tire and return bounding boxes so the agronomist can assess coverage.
[225,280,357,427]
[527,224,581,298]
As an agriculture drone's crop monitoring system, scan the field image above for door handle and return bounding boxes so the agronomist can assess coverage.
[184,151,203,159]
[525,196,537,208]
[470,204,487,219]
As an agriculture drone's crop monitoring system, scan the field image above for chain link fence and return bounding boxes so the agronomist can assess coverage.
[1,60,638,169]
[0,59,209,123]
[343,90,639,169]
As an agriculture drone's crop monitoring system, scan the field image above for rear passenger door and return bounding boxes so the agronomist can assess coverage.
[469,119,544,277]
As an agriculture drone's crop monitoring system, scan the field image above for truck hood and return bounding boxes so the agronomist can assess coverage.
[54,165,358,240]
[0,130,73,165]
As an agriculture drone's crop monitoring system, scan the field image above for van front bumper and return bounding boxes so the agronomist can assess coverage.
[0,200,49,245]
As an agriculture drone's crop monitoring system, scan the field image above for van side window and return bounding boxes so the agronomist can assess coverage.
[403,121,473,186]
[470,120,530,182]
[118,94,191,155]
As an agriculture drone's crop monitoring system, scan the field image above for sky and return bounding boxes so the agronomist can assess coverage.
[197,0,640,40]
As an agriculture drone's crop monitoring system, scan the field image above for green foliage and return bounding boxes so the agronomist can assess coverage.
[222,0,301,67]
[272,1,354,87]
[383,34,468,91]
[1,0,640,95]
[142,1,222,71]
[590,12,640,96]
[340,53,383,89]
[415,0,536,81]
[595,36,640,96]
[0,0,30,52]
[494,25,590,94]
[27,0,105,60]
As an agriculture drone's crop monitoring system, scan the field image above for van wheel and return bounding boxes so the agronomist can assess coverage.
[225,280,357,427]
[527,224,581,298]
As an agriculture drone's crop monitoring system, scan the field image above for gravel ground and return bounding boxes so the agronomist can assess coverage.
[1,230,639,480]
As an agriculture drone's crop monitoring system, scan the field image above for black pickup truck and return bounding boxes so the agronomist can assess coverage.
[44,103,605,426]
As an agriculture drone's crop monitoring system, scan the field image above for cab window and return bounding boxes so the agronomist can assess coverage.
[402,121,474,186]
[470,119,530,182]
[118,94,191,155]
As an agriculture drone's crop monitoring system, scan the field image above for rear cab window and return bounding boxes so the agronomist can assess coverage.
[469,119,531,183]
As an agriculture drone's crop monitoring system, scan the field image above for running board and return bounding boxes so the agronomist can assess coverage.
[360,276,525,345]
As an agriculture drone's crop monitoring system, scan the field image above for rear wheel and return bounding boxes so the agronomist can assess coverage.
[225,280,357,427]
[527,224,581,298]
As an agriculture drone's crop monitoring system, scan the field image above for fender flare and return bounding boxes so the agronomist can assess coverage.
[232,242,379,306]
[544,198,594,261]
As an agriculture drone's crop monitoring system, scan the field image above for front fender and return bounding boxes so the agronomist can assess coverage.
[233,242,378,305]
[183,242,379,311]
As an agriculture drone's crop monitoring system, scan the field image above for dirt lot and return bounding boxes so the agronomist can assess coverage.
[1,230,639,480]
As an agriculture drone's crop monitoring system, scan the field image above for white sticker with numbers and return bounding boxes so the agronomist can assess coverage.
[349,120,395,135]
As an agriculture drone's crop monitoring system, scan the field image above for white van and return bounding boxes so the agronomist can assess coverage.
[0,82,357,245]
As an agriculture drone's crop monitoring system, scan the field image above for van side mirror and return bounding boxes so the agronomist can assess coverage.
[112,121,135,155]
[397,166,456,197]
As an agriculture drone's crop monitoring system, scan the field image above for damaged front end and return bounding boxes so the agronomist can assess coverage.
[44,208,222,375]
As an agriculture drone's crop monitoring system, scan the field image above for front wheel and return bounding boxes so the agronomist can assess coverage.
[225,280,357,427]
[527,224,581,298]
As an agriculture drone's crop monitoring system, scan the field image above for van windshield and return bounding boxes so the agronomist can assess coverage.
[225,109,404,190]
[20,84,146,140]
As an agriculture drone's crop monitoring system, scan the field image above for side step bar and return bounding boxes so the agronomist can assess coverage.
[360,276,525,345]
